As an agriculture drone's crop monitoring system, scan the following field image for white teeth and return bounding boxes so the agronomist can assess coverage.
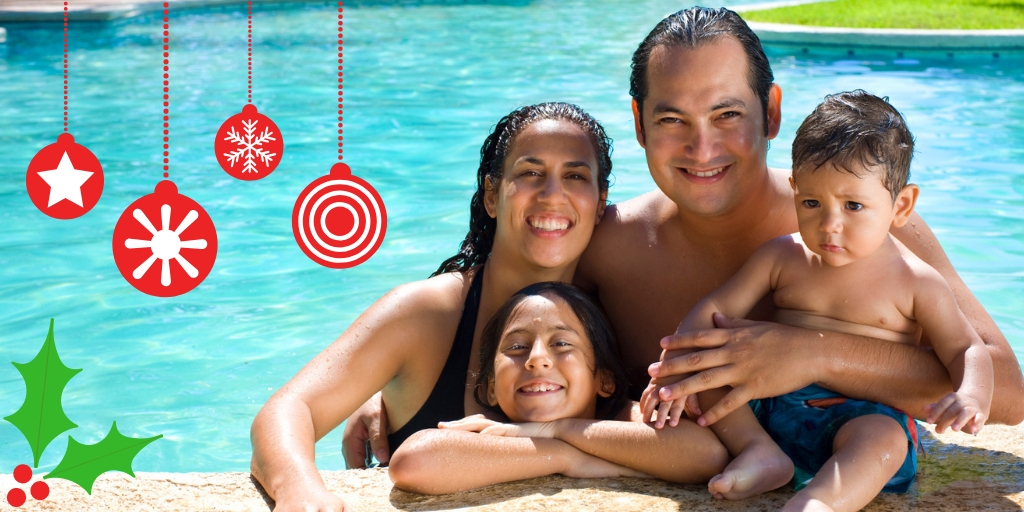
[520,383,561,393]
[687,167,724,177]
[529,218,570,231]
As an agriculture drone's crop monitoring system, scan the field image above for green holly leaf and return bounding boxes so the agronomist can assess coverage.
[45,421,162,494]
[4,318,82,467]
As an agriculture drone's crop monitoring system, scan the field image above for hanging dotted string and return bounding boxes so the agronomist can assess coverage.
[344,1,348,160]
[163,2,170,178]
[63,2,68,132]
[247,0,252,104]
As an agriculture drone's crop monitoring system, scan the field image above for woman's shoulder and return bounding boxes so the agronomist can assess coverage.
[379,267,480,318]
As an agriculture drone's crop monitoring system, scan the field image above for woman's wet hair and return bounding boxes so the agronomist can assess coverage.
[432,102,613,277]
[473,282,630,421]
[629,6,774,137]
[792,90,914,201]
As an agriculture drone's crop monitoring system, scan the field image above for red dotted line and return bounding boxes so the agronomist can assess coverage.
[63,2,68,132]
[247,0,252,104]
[344,0,348,159]
[163,2,170,178]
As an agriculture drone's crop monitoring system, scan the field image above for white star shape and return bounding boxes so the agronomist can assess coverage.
[37,152,93,207]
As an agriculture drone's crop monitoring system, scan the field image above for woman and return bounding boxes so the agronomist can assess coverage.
[251,102,617,510]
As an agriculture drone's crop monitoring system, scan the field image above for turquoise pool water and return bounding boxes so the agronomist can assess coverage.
[1,0,1022,473]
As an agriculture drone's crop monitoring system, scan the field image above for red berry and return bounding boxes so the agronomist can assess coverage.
[13,464,32,484]
[6,488,26,507]
[31,481,50,500]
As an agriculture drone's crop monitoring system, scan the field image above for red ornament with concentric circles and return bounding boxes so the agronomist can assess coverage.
[292,163,386,268]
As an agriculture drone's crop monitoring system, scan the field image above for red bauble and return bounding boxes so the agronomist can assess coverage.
[292,163,387,269]
[25,133,104,219]
[214,104,283,180]
[112,180,218,297]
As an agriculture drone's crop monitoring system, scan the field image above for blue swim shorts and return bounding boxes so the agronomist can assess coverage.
[750,384,919,493]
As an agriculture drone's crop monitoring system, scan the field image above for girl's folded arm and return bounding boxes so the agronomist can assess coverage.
[547,406,729,484]
[389,428,630,494]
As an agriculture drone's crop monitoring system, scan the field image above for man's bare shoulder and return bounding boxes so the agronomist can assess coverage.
[576,191,673,291]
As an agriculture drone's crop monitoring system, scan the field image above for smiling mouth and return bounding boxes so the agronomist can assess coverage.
[680,166,725,178]
[527,217,571,232]
[820,244,843,252]
[518,383,563,393]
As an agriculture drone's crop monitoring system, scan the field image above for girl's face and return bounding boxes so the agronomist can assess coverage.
[488,293,612,423]
[484,119,606,271]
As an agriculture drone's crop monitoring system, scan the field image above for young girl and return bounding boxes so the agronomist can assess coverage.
[388,282,728,494]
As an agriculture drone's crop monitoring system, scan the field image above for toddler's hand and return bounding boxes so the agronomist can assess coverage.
[925,392,988,434]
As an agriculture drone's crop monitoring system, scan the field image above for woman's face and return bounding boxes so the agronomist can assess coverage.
[488,293,610,422]
[485,119,606,271]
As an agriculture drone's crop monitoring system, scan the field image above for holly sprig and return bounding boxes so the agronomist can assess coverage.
[4,319,162,495]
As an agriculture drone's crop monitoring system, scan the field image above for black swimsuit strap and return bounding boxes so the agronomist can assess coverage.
[384,268,484,453]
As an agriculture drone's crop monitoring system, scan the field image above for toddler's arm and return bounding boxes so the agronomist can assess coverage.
[914,270,994,433]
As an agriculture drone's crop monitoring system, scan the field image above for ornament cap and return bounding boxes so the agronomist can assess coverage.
[329,162,352,177]
[241,103,259,116]
[154,179,178,196]
[56,133,75,145]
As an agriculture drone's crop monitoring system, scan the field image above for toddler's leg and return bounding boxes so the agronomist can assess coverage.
[702,387,794,500]
[782,414,907,512]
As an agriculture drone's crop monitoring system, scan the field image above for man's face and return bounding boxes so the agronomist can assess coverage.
[635,37,778,217]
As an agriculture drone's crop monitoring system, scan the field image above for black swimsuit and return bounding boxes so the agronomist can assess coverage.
[386,269,483,451]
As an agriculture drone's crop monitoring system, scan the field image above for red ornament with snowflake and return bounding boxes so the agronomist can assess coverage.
[25,133,104,219]
[214,104,282,180]
[112,180,217,297]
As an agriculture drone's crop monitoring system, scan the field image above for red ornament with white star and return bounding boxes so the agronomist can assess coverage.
[214,104,283,180]
[25,133,103,219]
[112,180,217,297]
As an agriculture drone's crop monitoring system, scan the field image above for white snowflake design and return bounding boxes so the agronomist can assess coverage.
[223,118,277,173]
[124,204,209,287]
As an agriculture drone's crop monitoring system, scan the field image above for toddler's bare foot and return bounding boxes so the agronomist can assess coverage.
[707,440,793,500]
[782,496,834,512]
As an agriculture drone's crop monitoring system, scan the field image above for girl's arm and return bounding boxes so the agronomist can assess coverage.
[251,279,457,509]
[388,427,647,494]
[912,267,994,433]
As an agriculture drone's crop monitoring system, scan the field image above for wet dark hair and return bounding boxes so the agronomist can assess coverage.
[432,102,613,277]
[629,6,774,136]
[792,90,914,201]
[473,282,630,421]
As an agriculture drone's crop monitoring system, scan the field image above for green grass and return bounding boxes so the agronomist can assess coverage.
[742,0,1024,30]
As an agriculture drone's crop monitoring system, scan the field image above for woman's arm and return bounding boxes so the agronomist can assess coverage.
[388,428,646,494]
[251,279,457,508]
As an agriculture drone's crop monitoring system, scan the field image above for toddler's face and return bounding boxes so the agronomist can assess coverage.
[791,162,901,267]
[489,293,608,423]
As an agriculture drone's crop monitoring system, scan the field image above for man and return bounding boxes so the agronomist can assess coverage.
[344,6,1024,469]
[573,6,1024,428]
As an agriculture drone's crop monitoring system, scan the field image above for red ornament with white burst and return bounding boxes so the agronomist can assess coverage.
[214,104,283,180]
[112,180,218,297]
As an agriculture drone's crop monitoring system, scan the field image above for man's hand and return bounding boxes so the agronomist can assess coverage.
[651,313,815,426]
[342,392,390,468]
[926,391,988,434]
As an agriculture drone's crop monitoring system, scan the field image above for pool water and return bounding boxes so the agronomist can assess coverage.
[0,0,1022,473]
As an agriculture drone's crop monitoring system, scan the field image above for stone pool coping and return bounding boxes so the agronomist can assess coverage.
[3,423,1023,511]
[746,21,1024,51]
[0,0,300,22]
